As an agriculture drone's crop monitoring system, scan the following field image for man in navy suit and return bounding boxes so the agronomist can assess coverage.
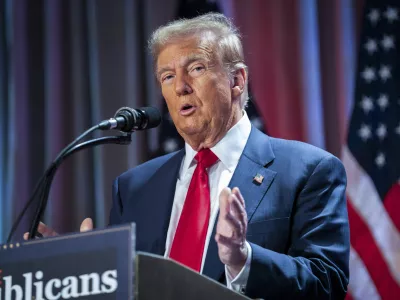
[35,13,350,299]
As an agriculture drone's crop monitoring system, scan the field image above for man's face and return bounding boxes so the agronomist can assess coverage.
[156,35,240,150]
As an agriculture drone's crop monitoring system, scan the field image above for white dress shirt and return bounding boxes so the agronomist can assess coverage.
[164,112,252,293]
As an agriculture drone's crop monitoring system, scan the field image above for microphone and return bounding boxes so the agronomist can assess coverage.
[99,107,161,132]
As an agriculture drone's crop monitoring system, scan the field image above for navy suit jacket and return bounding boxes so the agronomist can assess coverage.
[109,127,350,299]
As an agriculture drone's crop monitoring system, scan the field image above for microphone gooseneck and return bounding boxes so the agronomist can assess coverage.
[7,106,161,242]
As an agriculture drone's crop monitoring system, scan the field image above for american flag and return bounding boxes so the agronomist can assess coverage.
[342,1,400,299]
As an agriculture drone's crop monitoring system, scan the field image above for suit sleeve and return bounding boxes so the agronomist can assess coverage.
[109,177,123,225]
[245,155,350,300]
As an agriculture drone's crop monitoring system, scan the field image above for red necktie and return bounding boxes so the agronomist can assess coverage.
[169,148,219,272]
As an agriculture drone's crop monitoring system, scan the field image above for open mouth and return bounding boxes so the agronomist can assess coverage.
[180,104,197,116]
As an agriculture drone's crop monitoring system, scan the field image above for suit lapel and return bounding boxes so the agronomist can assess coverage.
[132,150,185,256]
[202,127,276,281]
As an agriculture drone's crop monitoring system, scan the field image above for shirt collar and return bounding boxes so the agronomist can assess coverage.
[180,111,252,178]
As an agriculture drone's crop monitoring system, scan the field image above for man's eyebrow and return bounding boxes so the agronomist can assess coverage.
[182,54,208,66]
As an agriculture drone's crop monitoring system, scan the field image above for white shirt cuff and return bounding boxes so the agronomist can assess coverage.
[225,241,252,294]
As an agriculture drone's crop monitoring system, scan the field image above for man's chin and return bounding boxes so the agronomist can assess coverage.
[178,125,207,142]
[179,127,204,138]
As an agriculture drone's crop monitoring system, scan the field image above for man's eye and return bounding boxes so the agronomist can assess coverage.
[190,66,205,75]
[193,66,204,72]
[162,74,174,82]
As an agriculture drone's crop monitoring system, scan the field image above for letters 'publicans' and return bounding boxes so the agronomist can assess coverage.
[0,269,118,300]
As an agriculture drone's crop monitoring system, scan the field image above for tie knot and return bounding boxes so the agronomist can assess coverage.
[195,149,218,169]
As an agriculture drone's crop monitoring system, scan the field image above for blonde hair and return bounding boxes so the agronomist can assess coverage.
[149,13,249,108]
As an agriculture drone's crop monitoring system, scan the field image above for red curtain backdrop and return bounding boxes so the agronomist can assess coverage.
[234,0,307,142]
[231,0,365,157]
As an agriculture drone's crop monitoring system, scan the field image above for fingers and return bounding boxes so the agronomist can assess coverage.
[220,189,246,226]
[220,187,245,211]
[80,218,94,232]
[219,187,231,216]
[224,209,243,236]
[216,187,248,271]
[230,193,247,225]
[23,222,57,240]
[217,187,247,240]
[23,217,93,240]
[38,222,58,237]
[23,232,44,240]
[232,187,245,208]
[215,232,244,248]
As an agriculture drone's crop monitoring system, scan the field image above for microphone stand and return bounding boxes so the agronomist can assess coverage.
[6,130,132,243]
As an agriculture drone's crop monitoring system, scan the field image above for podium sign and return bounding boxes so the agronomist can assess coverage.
[0,224,135,300]
[0,224,249,300]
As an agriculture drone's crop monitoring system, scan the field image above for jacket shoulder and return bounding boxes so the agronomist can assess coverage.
[117,150,182,185]
[269,136,340,165]
[266,136,346,190]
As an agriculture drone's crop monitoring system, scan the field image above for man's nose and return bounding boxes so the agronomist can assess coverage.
[175,74,193,96]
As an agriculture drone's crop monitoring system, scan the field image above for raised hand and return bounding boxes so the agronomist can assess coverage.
[215,187,248,277]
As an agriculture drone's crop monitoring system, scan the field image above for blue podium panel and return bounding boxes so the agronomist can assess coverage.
[0,223,135,300]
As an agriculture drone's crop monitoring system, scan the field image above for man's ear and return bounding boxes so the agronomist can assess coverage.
[231,68,246,98]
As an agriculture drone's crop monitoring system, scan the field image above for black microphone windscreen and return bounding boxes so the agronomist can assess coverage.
[140,107,162,129]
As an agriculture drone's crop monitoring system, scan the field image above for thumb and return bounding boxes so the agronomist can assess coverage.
[80,218,93,232]
[219,187,231,216]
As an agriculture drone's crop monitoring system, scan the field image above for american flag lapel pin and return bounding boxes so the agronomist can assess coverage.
[253,173,264,184]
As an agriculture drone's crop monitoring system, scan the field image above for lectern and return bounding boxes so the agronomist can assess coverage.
[0,224,249,299]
